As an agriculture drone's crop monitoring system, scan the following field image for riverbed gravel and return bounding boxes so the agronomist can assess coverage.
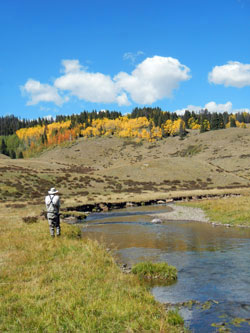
[151,203,210,223]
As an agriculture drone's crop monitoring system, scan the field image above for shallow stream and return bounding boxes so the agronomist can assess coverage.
[82,205,250,332]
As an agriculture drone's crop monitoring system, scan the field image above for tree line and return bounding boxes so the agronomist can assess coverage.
[0,107,249,158]
[1,108,249,136]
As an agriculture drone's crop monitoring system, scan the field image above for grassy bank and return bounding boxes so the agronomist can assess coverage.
[0,205,183,332]
[180,194,250,227]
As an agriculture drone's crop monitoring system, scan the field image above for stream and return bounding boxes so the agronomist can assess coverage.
[82,204,250,332]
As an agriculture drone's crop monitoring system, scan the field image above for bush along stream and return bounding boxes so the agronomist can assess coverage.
[81,203,250,332]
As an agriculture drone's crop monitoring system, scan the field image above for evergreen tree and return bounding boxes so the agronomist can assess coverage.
[210,113,220,130]
[10,150,16,159]
[236,112,244,123]
[218,114,225,129]
[230,117,236,128]
[200,118,206,133]
[0,138,8,155]
[18,151,24,159]
[223,112,229,125]
[183,110,191,128]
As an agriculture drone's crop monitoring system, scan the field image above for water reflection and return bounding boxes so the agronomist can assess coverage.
[82,205,250,332]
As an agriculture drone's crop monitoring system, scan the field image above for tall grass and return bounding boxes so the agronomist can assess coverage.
[0,206,183,332]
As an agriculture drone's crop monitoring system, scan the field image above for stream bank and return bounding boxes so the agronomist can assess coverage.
[81,204,250,332]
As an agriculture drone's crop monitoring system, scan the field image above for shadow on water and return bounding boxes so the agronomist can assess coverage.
[82,205,250,332]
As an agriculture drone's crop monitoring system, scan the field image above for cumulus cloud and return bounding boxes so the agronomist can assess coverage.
[115,56,191,104]
[21,79,66,106]
[116,93,130,106]
[175,101,250,115]
[55,60,119,104]
[61,59,83,73]
[208,61,250,87]
[22,56,191,107]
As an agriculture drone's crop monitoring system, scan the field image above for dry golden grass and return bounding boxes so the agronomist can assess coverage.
[1,128,250,206]
[0,205,183,332]
[1,128,250,330]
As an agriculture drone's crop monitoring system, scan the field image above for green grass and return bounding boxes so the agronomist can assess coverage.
[180,195,250,226]
[0,207,183,332]
[167,309,185,326]
[132,262,178,282]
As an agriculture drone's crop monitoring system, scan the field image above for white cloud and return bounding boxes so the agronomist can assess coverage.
[61,59,83,73]
[175,104,203,115]
[208,61,250,87]
[204,101,233,113]
[123,51,144,64]
[21,79,66,106]
[116,93,130,106]
[43,115,54,121]
[233,107,250,113]
[115,56,191,104]
[175,101,250,115]
[54,59,120,104]
[22,56,191,107]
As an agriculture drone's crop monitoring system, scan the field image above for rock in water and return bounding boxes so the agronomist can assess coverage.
[151,218,162,224]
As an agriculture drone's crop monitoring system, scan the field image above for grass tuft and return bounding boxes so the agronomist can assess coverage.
[132,261,178,282]
[167,309,184,326]
[63,224,82,239]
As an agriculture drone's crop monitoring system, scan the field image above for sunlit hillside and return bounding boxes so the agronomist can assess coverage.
[1,127,250,206]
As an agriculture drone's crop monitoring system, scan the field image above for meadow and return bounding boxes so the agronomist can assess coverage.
[0,207,183,332]
[1,127,250,331]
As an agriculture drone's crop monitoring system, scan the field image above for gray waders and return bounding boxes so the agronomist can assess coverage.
[48,213,60,237]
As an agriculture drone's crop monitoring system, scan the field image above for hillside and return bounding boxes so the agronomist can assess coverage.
[1,127,250,206]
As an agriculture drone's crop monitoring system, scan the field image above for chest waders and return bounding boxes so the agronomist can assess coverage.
[47,195,60,237]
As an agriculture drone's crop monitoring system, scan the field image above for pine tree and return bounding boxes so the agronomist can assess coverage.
[18,151,24,158]
[183,110,191,128]
[10,150,16,159]
[230,117,236,128]
[0,138,8,155]
[210,113,220,130]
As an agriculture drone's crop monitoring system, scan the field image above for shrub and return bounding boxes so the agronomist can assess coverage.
[22,216,39,224]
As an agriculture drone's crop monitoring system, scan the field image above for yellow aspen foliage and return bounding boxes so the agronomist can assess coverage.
[138,128,151,140]
[16,125,44,141]
[163,119,174,136]
[163,118,185,136]
[81,126,95,137]
[80,116,152,140]
[236,120,246,128]
[188,117,200,130]
[151,126,162,140]
[202,119,210,131]
[172,118,186,135]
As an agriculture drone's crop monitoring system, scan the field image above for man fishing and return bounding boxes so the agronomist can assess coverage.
[45,187,61,238]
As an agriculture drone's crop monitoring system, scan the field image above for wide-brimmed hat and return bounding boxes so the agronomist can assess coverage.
[48,187,58,195]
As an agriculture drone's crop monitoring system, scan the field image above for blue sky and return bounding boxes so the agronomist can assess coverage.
[1,0,250,119]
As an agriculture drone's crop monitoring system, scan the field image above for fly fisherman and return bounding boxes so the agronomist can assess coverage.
[45,188,61,238]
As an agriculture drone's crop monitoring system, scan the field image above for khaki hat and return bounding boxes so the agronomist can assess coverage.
[48,188,58,195]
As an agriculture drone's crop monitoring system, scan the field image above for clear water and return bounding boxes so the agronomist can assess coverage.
[82,205,250,332]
